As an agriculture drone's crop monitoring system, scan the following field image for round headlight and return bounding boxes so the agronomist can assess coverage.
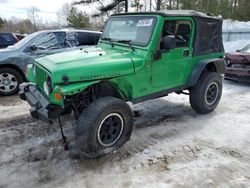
[46,76,53,93]
[32,64,36,77]
[25,64,33,77]
[43,76,53,95]
[43,81,49,95]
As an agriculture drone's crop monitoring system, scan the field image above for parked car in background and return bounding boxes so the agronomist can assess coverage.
[0,29,101,96]
[0,32,19,49]
[14,33,26,41]
[225,44,250,83]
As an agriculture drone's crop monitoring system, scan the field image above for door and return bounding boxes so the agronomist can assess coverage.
[152,18,194,89]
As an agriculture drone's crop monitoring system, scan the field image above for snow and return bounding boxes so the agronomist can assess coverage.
[223,19,250,30]
[222,19,250,52]
[0,95,29,120]
[0,81,250,188]
[0,18,250,188]
[223,39,250,52]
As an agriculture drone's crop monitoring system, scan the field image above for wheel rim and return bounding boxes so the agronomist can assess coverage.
[205,82,219,105]
[0,73,18,93]
[97,113,124,147]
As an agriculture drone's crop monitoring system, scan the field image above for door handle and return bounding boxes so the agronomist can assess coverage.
[183,49,189,57]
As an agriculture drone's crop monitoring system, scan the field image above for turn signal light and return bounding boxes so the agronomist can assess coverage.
[54,93,62,100]
[25,68,29,77]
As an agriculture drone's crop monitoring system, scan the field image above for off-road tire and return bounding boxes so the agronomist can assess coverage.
[75,97,133,158]
[0,68,23,96]
[189,72,222,114]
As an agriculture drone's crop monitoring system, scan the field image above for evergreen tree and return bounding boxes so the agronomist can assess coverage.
[73,0,250,21]
[0,17,4,29]
[67,7,90,28]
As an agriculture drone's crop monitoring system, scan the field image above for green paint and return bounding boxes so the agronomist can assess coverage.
[26,13,224,108]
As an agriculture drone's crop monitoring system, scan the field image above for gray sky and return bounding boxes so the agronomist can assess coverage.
[0,0,77,21]
[0,0,150,22]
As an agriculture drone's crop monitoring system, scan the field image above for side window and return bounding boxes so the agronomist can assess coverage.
[0,35,7,44]
[77,32,92,46]
[53,32,66,47]
[161,20,192,49]
[89,33,100,45]
[31,33,59,50]
[200,21,214,49]
[1,33,16,43]
[93,33,101,44]
[65,32,79,47]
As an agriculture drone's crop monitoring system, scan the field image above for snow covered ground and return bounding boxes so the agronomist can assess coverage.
[0,80,249,188]
[223,19,250,52]
[0,19,249,188]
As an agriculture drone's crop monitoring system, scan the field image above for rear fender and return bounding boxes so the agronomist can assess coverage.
[187,58,225,87]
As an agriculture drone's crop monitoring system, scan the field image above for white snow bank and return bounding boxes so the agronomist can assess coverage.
[0,96,29,121]
[0,103,29,120]
[222,19,250,52]
[223,19,250,30]
[223,39,250,52]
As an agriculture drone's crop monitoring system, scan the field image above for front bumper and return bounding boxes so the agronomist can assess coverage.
[19,83,63,123]
[225,67,250,83]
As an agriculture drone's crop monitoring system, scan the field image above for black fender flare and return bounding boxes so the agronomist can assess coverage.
[187,58,225,87]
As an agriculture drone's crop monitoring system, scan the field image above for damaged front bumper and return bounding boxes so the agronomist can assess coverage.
[19,83,63,123]
[225,67,250,83]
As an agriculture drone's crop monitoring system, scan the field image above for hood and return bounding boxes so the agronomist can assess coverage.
[225,52,250,64]
[0,47,19,61]
[36,46,136,84]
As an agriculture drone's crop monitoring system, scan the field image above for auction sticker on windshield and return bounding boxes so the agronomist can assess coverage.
[138,19,153,27]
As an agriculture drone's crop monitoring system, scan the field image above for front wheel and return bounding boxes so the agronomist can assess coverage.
[75,97,133,158]
[189,72,222,114]
[0,68,23,96]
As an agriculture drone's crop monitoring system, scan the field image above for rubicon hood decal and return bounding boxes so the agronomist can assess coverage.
[35,46,135,83]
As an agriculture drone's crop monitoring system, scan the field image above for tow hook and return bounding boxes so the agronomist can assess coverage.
[58,116,69,150]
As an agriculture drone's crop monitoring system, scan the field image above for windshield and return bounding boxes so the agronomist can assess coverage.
[241,44,250,53]
[8,31,43,49]
[101,16,157,46]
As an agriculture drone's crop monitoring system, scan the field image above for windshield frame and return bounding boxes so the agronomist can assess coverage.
[101,15,157,47]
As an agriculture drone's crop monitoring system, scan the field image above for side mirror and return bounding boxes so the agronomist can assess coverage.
[162,35,176,50]
[29,45,37,51]
[236,49,240,52]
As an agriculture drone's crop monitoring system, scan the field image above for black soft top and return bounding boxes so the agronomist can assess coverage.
[112,10,222,20]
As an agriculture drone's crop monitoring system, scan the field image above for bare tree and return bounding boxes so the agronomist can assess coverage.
[156,0,162,10]
[57,3,72,26]
[0,17,33,33]
[131,0,143,11]
[27,6,40,31]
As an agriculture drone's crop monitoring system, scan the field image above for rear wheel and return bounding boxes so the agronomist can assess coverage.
[0,68,23,96]
[75,97,133,158]
[189,72,222,114]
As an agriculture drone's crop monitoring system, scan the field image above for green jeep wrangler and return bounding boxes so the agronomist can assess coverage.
[19,10,225,158]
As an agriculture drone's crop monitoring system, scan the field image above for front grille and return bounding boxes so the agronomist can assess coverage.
[34,64,48,90]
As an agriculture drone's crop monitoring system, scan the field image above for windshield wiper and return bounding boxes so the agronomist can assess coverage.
[101,37,114,47]
[116,40,135,51]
